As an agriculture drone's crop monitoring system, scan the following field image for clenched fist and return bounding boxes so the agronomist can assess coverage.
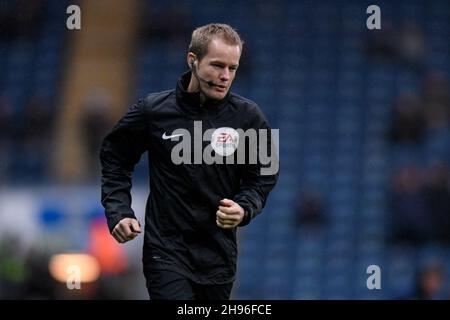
[216,198,245,229]
[112,218,141,243]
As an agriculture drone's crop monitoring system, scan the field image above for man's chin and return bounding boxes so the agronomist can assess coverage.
[206,91,227,101]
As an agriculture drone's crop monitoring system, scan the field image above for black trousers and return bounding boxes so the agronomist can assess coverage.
[144,268,233,300]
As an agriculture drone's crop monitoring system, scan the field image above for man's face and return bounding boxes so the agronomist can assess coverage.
[195,37,241,100]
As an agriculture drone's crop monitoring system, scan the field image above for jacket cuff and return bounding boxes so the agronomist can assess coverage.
[236,202,253,227]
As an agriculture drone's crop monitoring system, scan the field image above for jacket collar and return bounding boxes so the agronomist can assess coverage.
[175,71,230,114]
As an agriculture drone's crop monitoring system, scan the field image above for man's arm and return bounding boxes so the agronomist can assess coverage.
[100,99,148,238]
[233,106,279,227]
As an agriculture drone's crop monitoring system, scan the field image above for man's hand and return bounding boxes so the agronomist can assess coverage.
[112,218,141,243]
[216,199,245,229]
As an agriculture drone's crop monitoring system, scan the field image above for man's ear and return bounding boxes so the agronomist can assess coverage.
[187,52,196,69]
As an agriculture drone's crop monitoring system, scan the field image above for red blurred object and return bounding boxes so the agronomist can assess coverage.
[88,217,127,275]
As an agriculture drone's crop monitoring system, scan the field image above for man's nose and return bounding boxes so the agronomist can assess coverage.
[220,69,230,81]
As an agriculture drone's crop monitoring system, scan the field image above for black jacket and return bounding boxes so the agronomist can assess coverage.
[100,71,279,284]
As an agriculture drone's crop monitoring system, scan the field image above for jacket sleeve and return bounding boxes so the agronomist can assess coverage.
[100,99,149,232]
[234,105,279,227]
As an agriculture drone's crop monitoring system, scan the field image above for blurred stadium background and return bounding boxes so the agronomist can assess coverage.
[0,0,449,299]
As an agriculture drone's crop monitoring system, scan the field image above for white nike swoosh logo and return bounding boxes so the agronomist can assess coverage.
[162,132,184,140]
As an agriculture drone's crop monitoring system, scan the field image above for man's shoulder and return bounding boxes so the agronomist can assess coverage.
[229,92,258,108]
[229,92,268,118]
[229,92,262,116]
[142,89,175,109]
[229,93,271,127]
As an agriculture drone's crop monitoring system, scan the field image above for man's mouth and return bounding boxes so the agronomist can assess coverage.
[215,84,227,91]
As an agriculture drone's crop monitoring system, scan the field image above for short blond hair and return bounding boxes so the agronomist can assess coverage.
[188,23,243,60]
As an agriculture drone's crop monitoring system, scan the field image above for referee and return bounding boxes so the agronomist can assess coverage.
[100,23,279,300]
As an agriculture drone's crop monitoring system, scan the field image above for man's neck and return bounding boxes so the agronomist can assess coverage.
[187,75,206,104]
